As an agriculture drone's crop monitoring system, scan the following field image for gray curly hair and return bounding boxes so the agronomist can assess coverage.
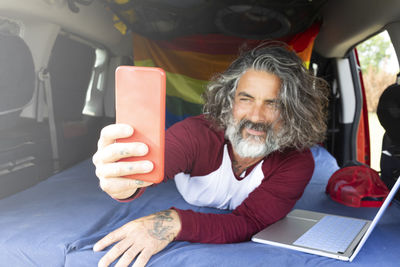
[202,43,329,150]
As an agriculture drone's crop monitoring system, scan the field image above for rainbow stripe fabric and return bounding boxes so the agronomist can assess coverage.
[133,24,320,128]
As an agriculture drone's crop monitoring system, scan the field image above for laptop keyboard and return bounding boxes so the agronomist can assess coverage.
[293,215,366,253]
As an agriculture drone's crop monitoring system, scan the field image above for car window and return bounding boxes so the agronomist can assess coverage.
[356,30,399,171]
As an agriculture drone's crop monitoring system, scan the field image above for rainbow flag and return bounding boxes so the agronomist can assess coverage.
[133,24,320,128]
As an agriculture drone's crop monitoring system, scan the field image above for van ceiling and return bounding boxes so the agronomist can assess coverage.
[102,0,400,58]
[102,0,325,41]
[315,0,400,58]
[3,1,400,58]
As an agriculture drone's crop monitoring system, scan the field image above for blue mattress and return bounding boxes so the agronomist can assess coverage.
[0,146,399,267]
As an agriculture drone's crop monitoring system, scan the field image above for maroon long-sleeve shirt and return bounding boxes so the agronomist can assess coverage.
[129,115,314,243]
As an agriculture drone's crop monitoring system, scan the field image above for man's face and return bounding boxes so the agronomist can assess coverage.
[226,69,282,158]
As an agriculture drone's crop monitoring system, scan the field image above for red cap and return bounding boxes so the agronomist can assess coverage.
[325,166,389,208]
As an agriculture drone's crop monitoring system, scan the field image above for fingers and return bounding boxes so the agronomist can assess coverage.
[93,142,149,165]
[94,213,177,267]
[98,177,153,199]
[96,161,154,179]
[94,228,124,253]
[97,175,153,200]
[94,224,143,267]
[97,239,131,267]
[94,124,144,167]
[98,124,133,150]
[115,245,144,267]
[132,249,152,267]
[97,242,150,267]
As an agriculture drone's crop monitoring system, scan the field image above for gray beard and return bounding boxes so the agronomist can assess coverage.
[225,117,281,159]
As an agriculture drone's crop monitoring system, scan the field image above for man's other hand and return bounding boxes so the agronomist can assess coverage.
[92,124,153,199]
[94,209,181,267]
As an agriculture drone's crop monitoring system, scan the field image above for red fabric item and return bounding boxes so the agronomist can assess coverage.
[325,166,389,208]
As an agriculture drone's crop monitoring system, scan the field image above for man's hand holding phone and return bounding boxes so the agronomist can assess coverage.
[93,66,168,267]
[92,124,154,200]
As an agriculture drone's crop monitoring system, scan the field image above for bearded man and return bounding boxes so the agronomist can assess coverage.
[92,44,329,267]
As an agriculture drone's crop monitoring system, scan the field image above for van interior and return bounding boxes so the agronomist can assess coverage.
[0,0,399,266]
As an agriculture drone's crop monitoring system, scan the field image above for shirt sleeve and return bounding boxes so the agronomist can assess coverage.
[172,149,314,243]
[163,119,199,181]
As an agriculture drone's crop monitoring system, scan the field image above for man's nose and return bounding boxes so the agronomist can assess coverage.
[248,103,266,123]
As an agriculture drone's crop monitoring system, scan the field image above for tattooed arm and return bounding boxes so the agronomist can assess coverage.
[94,209,181,267]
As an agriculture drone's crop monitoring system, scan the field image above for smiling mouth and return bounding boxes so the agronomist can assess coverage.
[245,127,266,136]
[237,119,272,140]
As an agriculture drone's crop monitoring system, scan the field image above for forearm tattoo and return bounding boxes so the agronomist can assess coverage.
[148,210,174,241]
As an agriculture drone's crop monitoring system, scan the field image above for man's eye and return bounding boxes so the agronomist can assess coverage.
[265,101,280,110]
[240,98,250,102]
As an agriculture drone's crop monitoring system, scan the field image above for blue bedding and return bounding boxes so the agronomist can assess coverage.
[0,146,399,267]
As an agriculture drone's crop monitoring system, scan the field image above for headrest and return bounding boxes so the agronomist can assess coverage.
[326,165,389,208]
[0,33,35,113]
[377,83,400,145]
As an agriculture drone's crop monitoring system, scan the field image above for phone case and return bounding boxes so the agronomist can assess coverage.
[115,66,166,183]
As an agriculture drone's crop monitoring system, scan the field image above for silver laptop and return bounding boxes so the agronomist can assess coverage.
[252,175,400,261]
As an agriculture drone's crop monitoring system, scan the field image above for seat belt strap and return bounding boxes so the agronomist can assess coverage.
[38,68,60,173]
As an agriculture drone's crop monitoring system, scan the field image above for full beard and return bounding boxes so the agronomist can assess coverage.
[225,116,282,159]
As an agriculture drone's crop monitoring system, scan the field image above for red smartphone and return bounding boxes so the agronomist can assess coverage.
[115,66,166,183]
